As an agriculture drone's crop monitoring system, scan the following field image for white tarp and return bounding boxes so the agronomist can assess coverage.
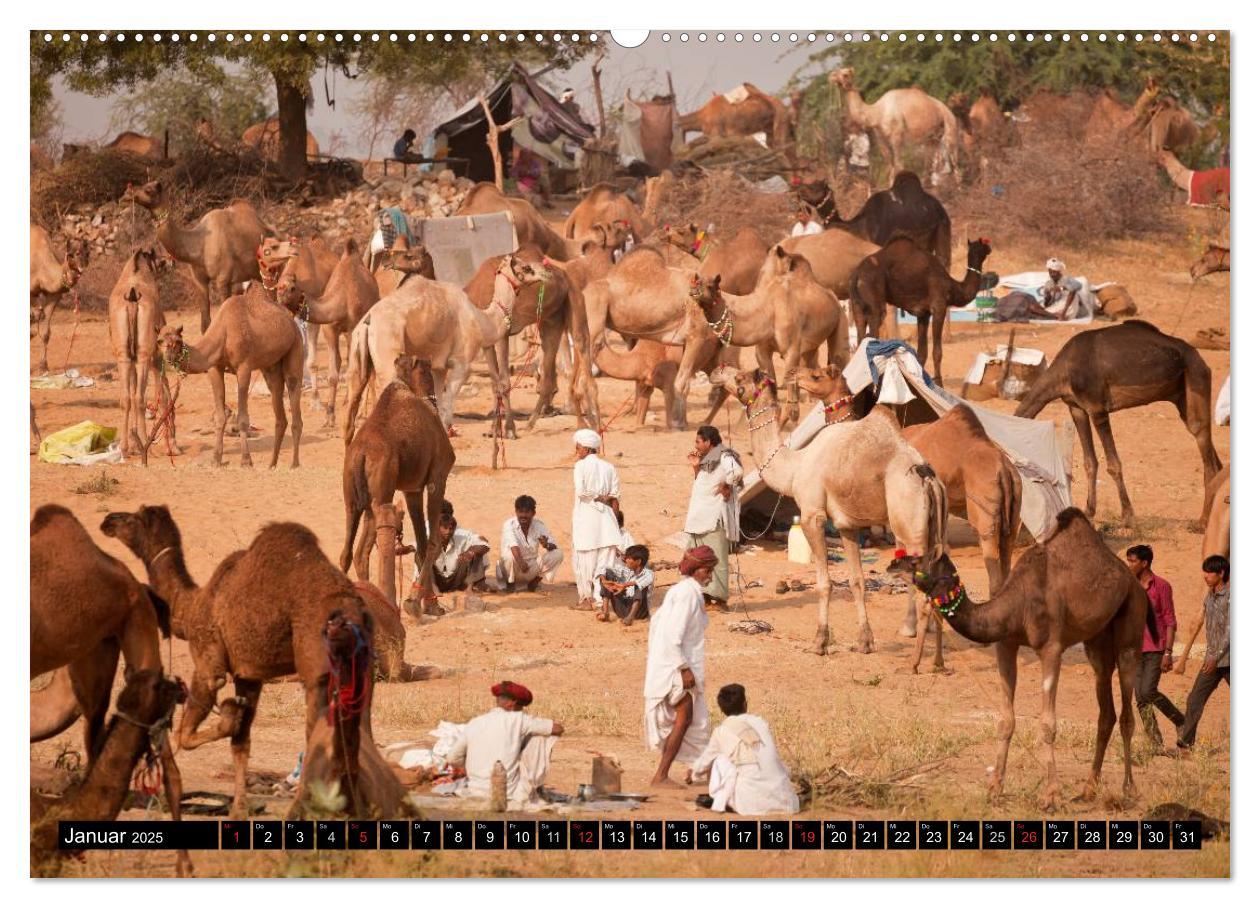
[738,340,1075,542]
[410,212,519,286]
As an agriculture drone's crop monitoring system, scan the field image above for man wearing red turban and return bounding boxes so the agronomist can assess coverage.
[448,681,565,806]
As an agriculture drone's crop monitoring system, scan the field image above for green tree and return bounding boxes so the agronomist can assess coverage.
[110,69,269,157]
[31,30,601,181]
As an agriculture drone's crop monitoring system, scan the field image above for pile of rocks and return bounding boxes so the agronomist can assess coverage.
[58,200,149,258]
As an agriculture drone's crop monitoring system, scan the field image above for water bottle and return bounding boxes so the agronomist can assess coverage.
[490,760,507,812]
[787,515,813,564]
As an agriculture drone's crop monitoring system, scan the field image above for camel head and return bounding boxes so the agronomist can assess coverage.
[708,366,776,408]
[688,273,723,313]
[504,253,548,287]
[590,220,632,251]
[887,549,960,602]
[658,222,700,252]
[101,504,183,564]
[793,363,848,401]
[965,236,993,270]
[794,178,831,208]
[384,244,435,277]
[62,236,91,285]
[156,325,190,371]
[394,354,437,399]
[114,669,186,728]
[829,67,856,90]
[123,179,165,209]
[1191,244,1230,280]
[258,235,299,281]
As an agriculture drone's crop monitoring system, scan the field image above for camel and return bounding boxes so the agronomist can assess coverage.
[561,173,670,240]
[890,508,1155,809]
[1156,148,1231,209]
[278,238,380,427]
[710,367,948,660]
[100,506,407,819]
[1083,78,1164,143]
[108,248,178,463]
[689,248,850,423]
[464,242,606,436]
[849,237,993,382]
[342,355,455,609]
[123,179,273,332]
[157,288,304,468]
[456,183,580,261]
[797,365,1022,596]
[948,90,1010,153]
[1016,321,1221,525]
[242,118,321,160]
[677,83,793,147]
[778,228,880,302]
[31,670,191,878]
[1191,244,1230,279]
[655,224,770,295]
[1147,96,1201,155]
[828,67,960,182]
[30,224,91,373]
[342,271,505,434]
[795,171,952,267]
[62,131,164,161]
[374,239,436,297]
[594,337,732,431]
[1173,463,1230,675]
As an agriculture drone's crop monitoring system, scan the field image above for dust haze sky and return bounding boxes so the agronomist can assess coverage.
[49,33,840,157]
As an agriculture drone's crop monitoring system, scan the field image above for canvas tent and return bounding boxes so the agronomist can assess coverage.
[432,63,596,184]
[617,92,680,172]
[739,339,1076,543]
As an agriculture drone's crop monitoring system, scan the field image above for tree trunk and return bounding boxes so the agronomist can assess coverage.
[275,72,309,183]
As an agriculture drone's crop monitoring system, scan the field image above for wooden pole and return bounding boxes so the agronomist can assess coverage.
[592,51,608,138]
[478,93,524,192]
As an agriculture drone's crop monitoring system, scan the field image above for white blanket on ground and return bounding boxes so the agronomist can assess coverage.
[995,270,1103,323]
[1215,374,1230,426]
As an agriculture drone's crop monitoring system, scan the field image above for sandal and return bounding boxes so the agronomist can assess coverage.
[789,579,806,592]
[775,580,790,595]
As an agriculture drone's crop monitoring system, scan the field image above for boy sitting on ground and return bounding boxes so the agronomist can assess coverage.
[598,544,654,625]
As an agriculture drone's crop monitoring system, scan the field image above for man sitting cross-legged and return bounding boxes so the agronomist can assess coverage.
[598,544,655,625]
[692,683,800,815]
[497,494,564,592]
[448,681,564,806]
[431,512,492,593]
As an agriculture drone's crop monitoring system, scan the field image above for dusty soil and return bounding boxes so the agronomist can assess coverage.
[30,208,1230,878]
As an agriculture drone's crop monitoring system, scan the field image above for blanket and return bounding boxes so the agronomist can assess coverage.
[1189,168,1231,208]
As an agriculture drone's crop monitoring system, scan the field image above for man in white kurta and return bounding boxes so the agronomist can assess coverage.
[684,426,744,608]
[692,683,800,815]
[571,429,623,609]
[644,546,715,787]
[448,681,564,805]
[427,513,491,592]
[497,494,564,591]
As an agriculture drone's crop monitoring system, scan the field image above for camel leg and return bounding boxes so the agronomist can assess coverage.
[671,341,705,430]
[353,509,377,583]
[341,496,363,577]
[1116,644,1140,800]
[373,502,400,605]
[990,640,1019,800]
[1176,379,1223,490]
[796,511,833,655]
[178,673,243,751]
[915,314,930,368]
[69,640,121,762]
[228,678,264,819]
[528,324,564,431]
[37,298,56,373]
[1037,644,1064,811]
[1066,403,1098,518]
[324,326,343,429]
[930,309,946,383]
[493,337,519,439]
[1079,639,1117,802]
[209,368,228,467]
[117,360,136,457]
[262,368,287,470]
[286,368,303,469]
[634,382,652,426]
[404,490,436,602]
[979,534,1005,598]
[235,367,254,467]
[1091,411,1135,524]
[158,737,193,877]
[571,330,601,431]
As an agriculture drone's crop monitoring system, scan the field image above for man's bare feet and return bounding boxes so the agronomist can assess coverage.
[527,577,543,592]
[649,776,685,790]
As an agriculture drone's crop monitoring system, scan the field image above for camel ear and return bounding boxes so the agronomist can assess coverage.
[827,364,842,378]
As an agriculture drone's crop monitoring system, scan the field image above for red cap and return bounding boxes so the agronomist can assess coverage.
[491,680,533,706]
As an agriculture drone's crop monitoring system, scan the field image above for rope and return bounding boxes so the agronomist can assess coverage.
[61,290,81,371]
[598,391,637,436]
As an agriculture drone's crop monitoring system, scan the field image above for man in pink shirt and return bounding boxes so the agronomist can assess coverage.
[1126,545,1185,746]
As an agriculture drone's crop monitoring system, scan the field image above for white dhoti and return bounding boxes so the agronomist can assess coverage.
[498,547,564,586]
[573,545,619,602]
[708,755,738,813]
[511,735,557,804]
[644,687,711,765]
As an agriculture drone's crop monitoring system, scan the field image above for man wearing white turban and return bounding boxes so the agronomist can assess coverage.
[571,429,623,610]
[1041,257,1087,320]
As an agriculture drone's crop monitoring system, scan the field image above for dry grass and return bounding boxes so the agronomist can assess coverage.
[72,470,120,498]
[655,168,795,248]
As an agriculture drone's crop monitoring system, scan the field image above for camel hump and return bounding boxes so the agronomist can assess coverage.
[251,521,324,555]
[1051,507,1094,536]
[30,503,77,535]
[1121,318,1162,333]
[938,403,989,438]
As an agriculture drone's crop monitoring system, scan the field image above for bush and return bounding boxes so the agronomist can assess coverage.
[654,168,794,248]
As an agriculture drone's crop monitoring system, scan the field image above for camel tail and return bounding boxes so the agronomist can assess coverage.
[828,292,851,367]
[342,319,374,444]
[125,299,139,362]
[912,461,949,562]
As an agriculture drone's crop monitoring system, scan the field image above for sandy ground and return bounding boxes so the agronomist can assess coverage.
[30,211,1230,878]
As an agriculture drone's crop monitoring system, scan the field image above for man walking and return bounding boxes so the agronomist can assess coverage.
[571,429,622,610]
[1177,555,1230,750]
[1125,545,1184,746]
[684,426,743,611]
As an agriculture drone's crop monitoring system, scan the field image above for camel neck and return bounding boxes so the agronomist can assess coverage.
[145,546,198,638]
[711,286,775,348]
[744,401,796,490]
[940,586,1015,644]
[68,718,150,820]
[155,213,202,266]
[949,258,987,306]
[844,88,875,127]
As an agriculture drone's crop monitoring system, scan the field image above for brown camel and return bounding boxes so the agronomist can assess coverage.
[242,118,321,160]
[564,183,652,242]
[677,83,793,147]
[456,183,586,261]
[795,171,952,267]
[949,90,1011,153]
[30,224,91,373]
[108,248,177,463]
[342,355,455,610]
[1147,96,1201,155]
[890,508,1155,809]
[62,131,164,161]
[655,224,770,295]
[124,179,273,332]
[279,237,380,427]
[594,337,731,431]
[464,242,605,436]
[829,67,960,182]
[850,237,993,382]
[710,367,949,660]
[1083,78,1163,143]
[797,365,1022,596]
[778,228,880,302]
[1190,244,1230,279]
[689,248,851,423]
[1173,463,1230,675]
[157,288,304,468]
[374,239,436,297]
[31,670,191,877]
[100,506,407,819]
[1015,320,1221,525]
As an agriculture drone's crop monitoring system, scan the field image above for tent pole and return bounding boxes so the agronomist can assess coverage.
[479,94,524,193]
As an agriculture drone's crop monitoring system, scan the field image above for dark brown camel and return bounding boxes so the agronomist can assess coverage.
[890,508,1157,809]
[31,670,192,877]
[850,237,992,382]
[795,171,953,267]
[1015,320,1222,525]
[99,506,406,819]
[1190,244,1229,279]
[341,355,455,612]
